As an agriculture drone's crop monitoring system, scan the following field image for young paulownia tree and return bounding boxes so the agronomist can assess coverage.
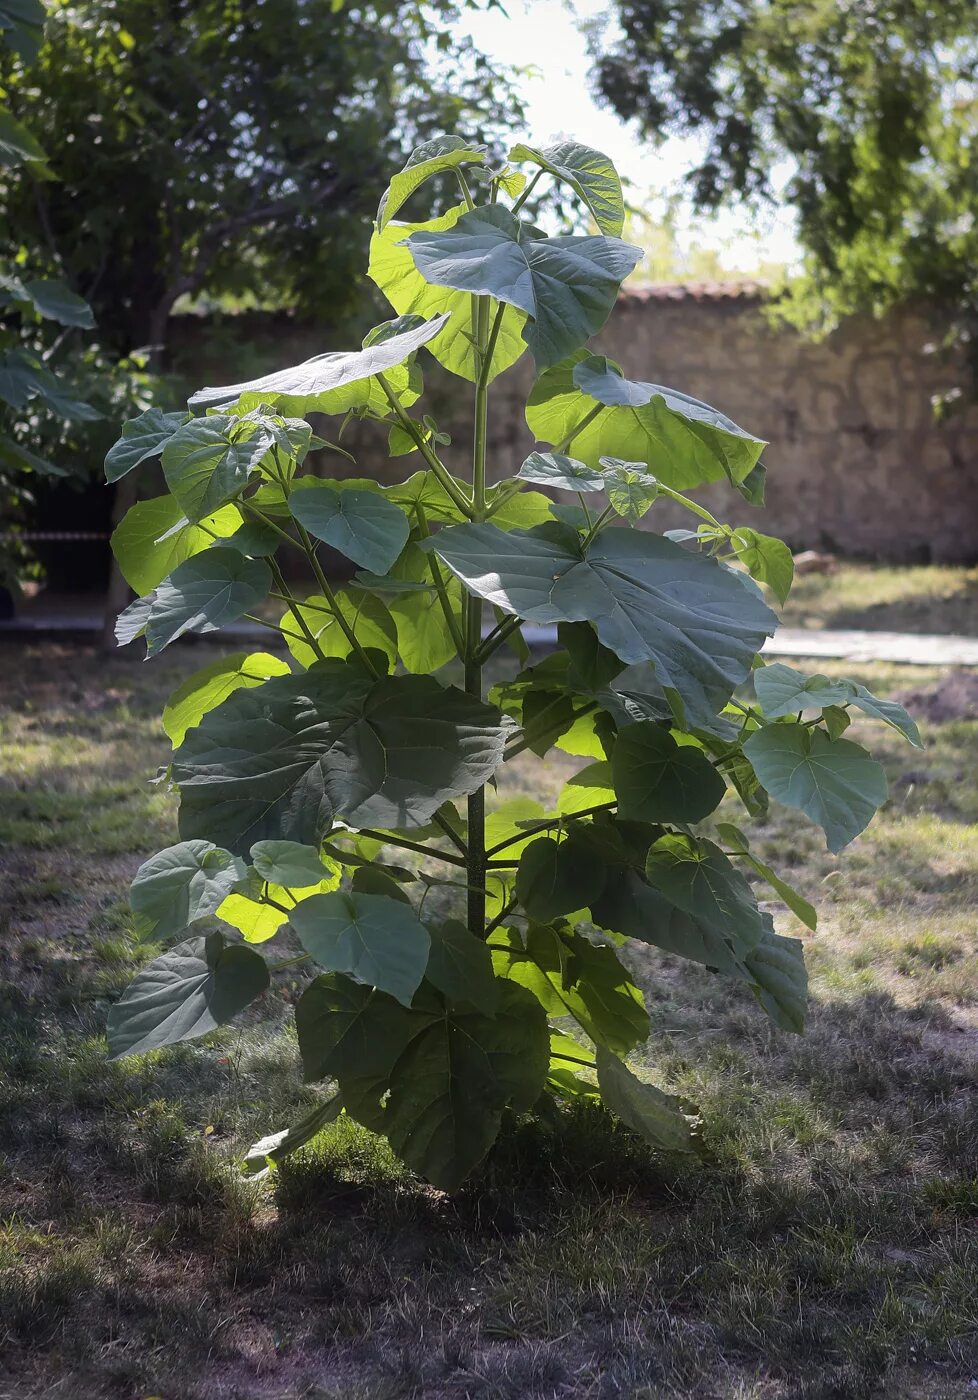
[104,137,920,1190]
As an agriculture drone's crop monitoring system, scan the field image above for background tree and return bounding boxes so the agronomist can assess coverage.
[592,0,978,397]
[0,0,522,362]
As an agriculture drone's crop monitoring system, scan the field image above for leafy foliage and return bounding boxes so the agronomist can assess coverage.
[103,132,914,1190]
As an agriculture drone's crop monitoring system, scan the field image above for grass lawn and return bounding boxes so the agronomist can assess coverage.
[1,639,976,1399]
[780,562,978,635]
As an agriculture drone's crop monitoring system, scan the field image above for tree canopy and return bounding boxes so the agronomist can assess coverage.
[594,1,978,391]
[0,0,523,357]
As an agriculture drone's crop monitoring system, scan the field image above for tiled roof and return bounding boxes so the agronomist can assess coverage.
[621,279,770,302]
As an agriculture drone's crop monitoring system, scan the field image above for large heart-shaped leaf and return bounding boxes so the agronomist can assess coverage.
[106,405,187,481]
[289,891,430,1006]
[423,919,500,1014]
[129,840,248,943]
[510,140,624,235]
[612,722,726,824]
[295,974,426,1083]
[162,415,272,522]
[116,548,271,656]
[377,135,487,229]
[431,521,776,720]
[289,483,409,574]
[644,833,768,951]
[280,591,398,671]
[173,659,509,856]
[743,723,888,852]
[384,981,549,1190]
[162,651,291,747]
[111,494,240,596]
[404,205,640,370]
[369,204,528,383]
[515,836,606,922]
[250,840,331,889]
[595,1049,699,1154]
[107,932,268,1059]
[728,527,794,605]
[187,313,449,416]
[526,351,766,490]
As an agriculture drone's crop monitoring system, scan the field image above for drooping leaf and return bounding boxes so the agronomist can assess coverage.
[16,277,94,329]
[173,659,509,856]
[431,521,776,721]
[509,140,625,235]
[644,833,768,951]
[492,925,648,1056]
[110,495,240,596]
[129,840,248,943]
[242,1092,343,1177]
[754,662,921,746]
[377,135,487,229]
[404,205,640,370]
[250,840,331,889]
[162,415,272,521]
[424,918,500,1014]
[384,981,549,1190]
[595,1049,699,1154]
[116,548,271,656]
[526,351,766,490]
[369,204,528,384]
[162,651,291,747]
[559,622,624,691]
[0,107,49,170]
[187,314,449,416]
[279,591,398,671]
[742,931,808,1034]
[515,836,606,922]
[848,684,922,747]
[289,482,409,574]
[295,974,425,1084]
[728,527,794,605]
[715,821,817,931]
[611,722,726,824]
[107,932,268,1059]
[743,723,888,853]
[289,891,430,1006]
[515,451,605,493]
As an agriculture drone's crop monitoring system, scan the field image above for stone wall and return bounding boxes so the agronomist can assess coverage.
[172,285,978,563]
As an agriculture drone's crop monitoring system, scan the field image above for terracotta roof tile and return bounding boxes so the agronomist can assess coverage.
[621,279,770,302]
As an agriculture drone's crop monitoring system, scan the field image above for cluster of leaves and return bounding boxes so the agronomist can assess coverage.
[593,0,978,397]
[104,135,920,1191]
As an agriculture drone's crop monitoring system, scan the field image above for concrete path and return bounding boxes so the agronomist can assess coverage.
[2,611,977,666]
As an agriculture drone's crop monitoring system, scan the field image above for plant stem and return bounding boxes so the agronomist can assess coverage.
[353,829,467,868]
[484,897,517,938]
[466,292,492,938]
[267,556,327,662]
[485,801,617,857]
[293,521,380,677]
[472,612,524,665]
[555,404,603,454]
[511,168,542,214]
[416,503,466,656]
[376,373,474,518]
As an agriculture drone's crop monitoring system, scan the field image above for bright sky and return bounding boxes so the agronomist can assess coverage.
[457,0,801,273]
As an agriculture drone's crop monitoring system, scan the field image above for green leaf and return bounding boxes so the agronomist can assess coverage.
[485,797,546,860]
[369,204,528,383]
[162,416,271,522]
[104,408,188,483]
[116,548,271,656]
[515,836,606,922]
[742,931,808,1034]
[715,821,817,931]
[223,519,281,557]
[596,1049,699,1153]
[432,521,776,720]
[279,590,398,670]
[557,760,615,815]
[822,705,852,740]
[405,205,640,370]
[526,351,766,490]
[173,660,509,856]
[129,840,248,943]
[295,974,424,1083]
[754,662,921,747]
[16,278,94,329]
[107,932,268,1059]
[110,495,240,596]
[599,457,659,523]
[644,833,768,951]
[288,891,430,1006]
[0,0,45,62]
[377,135,487,229]
[743,723,888,852]
[424,919,500,1014]
[560,622,624,691]
[250,840,330,889]
[218,868,339,944]
[492,925,648,1056]
[384,981,549,1190]
[242,1092,343,1177]
[728,527,794,605]
[289,483,409,574]
[612,722,726,824]
[509,140,625,235]
[162,651,291,748]
[516,451,605,492]
[187,314,448,416]
[0,107,49,170]
[383,542,459,674]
